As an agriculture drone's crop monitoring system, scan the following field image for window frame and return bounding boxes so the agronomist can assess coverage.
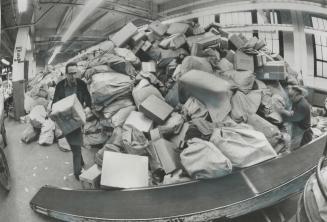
[311,15,327,79]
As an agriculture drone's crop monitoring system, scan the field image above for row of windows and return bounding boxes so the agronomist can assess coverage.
[214,11,281,54]
[197,13,327,78]
[219,12,252,26]
[199,13,326,78]
[312,16,327,78]
[218,10,279,26]
[312,17,327,30]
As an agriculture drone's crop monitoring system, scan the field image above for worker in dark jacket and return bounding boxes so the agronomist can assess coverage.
[276,85,312,149]
[52,62,92,180]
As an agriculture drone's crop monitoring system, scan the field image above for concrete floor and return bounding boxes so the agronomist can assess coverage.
[0,118,96,222]
[0,117,300,222]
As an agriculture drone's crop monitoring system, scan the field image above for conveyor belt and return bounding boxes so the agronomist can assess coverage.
[243,134,327,193]
[30,135,327,221]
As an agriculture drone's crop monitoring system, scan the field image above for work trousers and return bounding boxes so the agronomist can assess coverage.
[300,128,313,146]
[71,145,84,176]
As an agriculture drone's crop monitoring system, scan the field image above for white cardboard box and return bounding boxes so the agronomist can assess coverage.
[50,94,86,136]
[124,111,153,133]
[101,151,148,189]
[79,164,101,189]
[110,22,138,47]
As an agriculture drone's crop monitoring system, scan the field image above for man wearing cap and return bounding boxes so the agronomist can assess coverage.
[52,62,92,180]
[276,85,312,149]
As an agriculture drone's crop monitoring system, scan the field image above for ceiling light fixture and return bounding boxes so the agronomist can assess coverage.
[17,0,28,13]
[61,0,103,42]
[48,46,62,65]
[1,59,10,66]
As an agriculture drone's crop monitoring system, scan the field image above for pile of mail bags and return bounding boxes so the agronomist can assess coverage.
[24,19,307,188]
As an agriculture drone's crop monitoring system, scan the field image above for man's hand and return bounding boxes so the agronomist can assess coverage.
[273,101,284,114]
[273,102,294,117]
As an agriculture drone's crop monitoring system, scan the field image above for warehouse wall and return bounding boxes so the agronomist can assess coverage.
[286,11,327,90]
[283,32,295,69]
[306,34,314,78]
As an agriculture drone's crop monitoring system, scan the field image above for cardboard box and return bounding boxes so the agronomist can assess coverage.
[254,39,266,50]
[110,22,138,47]
[191,43,204,56]
[50,94,86,136]
[170,34,186,49]
[234,50,254,72]
[244,37,258,48]
[219,37,229,50]
[229,34,245,49]
[170,122,190,148]
[218,28,229,38]
[193,26,205,35]
[167,23,190,35]
[132,40,145,54]
[149,20,168,36]
[197,35,220,48]
[150,137,181,174]
[209,27,220,35]
[145,31,156,43]
[159,38,171,49]
[186,32,216,48]
[79,164,101,189]
[238,33,248,43]
[141,61,156,73]
[141,41,152,52]
[255,61,286,81]
[101,151,148,189]
[124,111,153,133]
[131,31,146,45]
[254,54,267,68]
[139,95,174,124]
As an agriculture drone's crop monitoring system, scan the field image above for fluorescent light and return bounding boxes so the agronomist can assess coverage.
[61,0,103,42]
[1,59,10,66]
[18,0,28,13]
[48,46,62,65]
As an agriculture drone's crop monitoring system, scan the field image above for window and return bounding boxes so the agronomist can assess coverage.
[212,10,283,54]
[257,31,280,54]
[257,10,280,24]
[219,11,252,26]
[312,16,327,78]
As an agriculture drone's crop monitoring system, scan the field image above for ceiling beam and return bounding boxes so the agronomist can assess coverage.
[46,1,76,59]
[103,17,131,36]
[1,3,56,31]
[37,1,157,20]
[1,40,14,56]
[1,12,15,46]
[104,0,151,13]
[62,11,109,53]
[160,0,327,23]
[10,0,17,25]
[78,11,109,34]
[55,6,73,35]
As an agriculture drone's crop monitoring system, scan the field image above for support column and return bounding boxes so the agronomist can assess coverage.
[291,11,308,78]
[0,2,1,47]
[12,27,30,120]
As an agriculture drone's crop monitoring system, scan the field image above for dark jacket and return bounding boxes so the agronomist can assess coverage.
[283,97,311,130]
[52,78,91,146]
[52,78,92,108]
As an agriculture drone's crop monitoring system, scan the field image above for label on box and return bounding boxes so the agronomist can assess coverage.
[264,73,270,79]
